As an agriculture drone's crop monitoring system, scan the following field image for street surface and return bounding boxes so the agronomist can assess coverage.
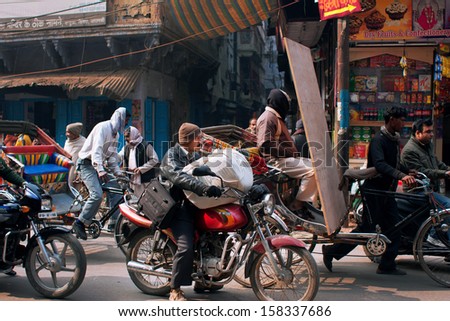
[0,233,449,301]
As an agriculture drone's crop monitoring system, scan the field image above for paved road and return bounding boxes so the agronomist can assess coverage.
[0,233,449,301]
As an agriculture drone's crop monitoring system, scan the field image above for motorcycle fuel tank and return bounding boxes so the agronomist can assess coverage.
[195,204,248,232]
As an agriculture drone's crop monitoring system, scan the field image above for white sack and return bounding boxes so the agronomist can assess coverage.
[183,148,253,209]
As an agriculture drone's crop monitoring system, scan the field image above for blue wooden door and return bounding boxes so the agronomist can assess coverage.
[144,98,169,160]
[4,101,24,120]
[55,100,83,147]
[154,100,170,160]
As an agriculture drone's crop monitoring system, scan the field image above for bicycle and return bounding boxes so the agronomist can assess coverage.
[75,174,136,255]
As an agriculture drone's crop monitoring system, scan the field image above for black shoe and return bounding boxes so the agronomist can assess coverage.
[4,269,16,276]
[322,245,333,272]
[376,267,407,275]
[72,220,87,240]
[193,281,224,293]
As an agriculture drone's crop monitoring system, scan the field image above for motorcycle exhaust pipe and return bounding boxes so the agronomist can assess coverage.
[127,260,172,278]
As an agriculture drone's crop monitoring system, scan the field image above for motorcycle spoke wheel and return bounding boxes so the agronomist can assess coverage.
[127,230,176,296]
[234,218,289,288]
[25,233,86,298]
[250,245,319,301]
[415,212,450,287]
[114,213,128,255]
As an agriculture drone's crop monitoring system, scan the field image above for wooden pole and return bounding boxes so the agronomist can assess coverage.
[335,18,350,177]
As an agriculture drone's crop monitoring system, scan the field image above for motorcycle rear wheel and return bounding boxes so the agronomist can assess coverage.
[250,245,319,301]
[415,212,450,287]
[25,233,87,299]
[127,229,176,296]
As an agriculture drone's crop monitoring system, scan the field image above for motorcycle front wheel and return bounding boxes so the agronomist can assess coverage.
[234,216,288,288]
[25,233,87,299]
[127,229,176,296]
[250,245,319,301]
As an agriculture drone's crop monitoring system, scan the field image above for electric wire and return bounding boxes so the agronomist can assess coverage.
[0,1,297,79]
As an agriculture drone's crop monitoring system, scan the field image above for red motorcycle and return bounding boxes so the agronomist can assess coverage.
[119,167,319,301]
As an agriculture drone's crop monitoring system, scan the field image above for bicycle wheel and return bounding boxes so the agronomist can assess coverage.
[415,212,450,287]
[114,213,128,255]
[250,245,319,301]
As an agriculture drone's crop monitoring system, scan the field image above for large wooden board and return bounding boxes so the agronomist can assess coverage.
[284,37,346,234]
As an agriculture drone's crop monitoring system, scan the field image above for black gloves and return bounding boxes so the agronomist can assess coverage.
[206,186,222,198]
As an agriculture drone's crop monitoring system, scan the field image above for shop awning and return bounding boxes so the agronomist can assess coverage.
[0,69,143,101]
[167,0,279,39]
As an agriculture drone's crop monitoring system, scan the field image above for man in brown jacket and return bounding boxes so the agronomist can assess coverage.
[256,89,317,217]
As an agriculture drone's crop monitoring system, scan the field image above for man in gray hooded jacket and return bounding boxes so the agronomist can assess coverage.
[72,107,130,240]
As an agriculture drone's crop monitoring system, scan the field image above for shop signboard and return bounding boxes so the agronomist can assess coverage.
[0,0,106,30]
[349,0,450,41]
[318,0,362,20]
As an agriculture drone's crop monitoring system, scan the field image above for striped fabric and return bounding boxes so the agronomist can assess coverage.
[26,172,68,185]
[12,152,50,166]
[167,0,279,39]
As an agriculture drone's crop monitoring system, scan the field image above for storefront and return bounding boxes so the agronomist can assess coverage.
[346,0,450,169]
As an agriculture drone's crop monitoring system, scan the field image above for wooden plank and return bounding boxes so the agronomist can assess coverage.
[284,37,347,234]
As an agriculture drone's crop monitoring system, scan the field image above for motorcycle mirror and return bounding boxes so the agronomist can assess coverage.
[192,165,216,177]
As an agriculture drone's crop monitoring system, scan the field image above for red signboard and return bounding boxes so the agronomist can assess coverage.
[319,0,362,20]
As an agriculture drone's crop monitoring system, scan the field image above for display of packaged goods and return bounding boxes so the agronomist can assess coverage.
[417,93,423,104]
[394,77,405,91]
[359,92,376,103]
[354,76,367,91]
[411,93,417,104]
[418,75,431,91]
[376,92,395,102]
[400,93,407,103]
[349,105,360,120]
[350,92,359,103]
[354,76,378,92]
[411,78,419,91]
[353,142,369,159]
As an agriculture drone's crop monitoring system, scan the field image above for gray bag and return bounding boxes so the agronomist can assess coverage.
[138,179,177,228]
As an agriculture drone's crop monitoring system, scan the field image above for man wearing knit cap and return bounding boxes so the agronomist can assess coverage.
[64,122,86,186]
[160,122,222,301]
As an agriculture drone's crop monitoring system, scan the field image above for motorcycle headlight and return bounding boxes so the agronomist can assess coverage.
[262,193,275,216]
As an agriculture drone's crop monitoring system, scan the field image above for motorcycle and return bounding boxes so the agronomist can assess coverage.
[0,182,87,298]
[119,166,320,301]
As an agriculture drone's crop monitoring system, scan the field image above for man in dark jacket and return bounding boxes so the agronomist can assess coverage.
[291,119,309,158]
[160,122,222,301]
[0,157,26,187]
[0,157,26,276]
[322,106,416,275]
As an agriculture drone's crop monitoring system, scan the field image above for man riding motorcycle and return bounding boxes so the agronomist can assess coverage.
[160,122,222,301]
